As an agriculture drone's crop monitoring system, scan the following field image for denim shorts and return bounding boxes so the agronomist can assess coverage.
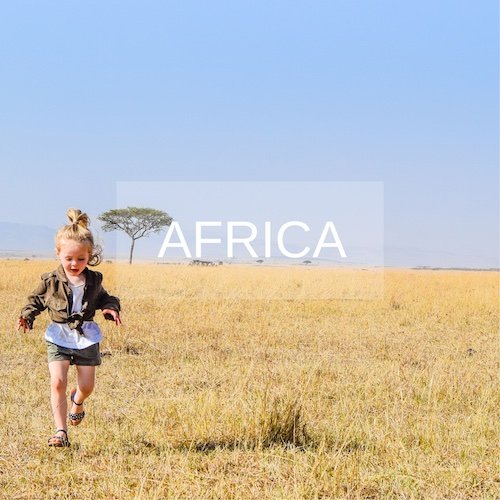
[46,341,101,366]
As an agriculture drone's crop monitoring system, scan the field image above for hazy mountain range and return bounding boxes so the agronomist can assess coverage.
[0,221,56,257]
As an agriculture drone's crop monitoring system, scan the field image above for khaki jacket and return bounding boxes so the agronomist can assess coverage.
[20,265,120,333]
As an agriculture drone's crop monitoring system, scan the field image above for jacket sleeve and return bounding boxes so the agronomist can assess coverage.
[96,285,121,313]
[20,278,48,328]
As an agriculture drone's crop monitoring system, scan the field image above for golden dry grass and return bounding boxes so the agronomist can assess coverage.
[0,260,498,499]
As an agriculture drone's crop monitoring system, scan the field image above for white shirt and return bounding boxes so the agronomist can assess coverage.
[44,282,103,349]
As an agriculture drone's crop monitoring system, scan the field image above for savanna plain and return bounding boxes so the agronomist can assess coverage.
[0,260,498,499]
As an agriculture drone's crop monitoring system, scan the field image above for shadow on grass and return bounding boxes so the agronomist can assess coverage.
[82,396,369,456]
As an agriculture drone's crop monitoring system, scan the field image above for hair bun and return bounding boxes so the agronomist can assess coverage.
[66,208,90,229]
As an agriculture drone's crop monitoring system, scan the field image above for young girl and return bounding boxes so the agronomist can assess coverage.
[17,208,121,447]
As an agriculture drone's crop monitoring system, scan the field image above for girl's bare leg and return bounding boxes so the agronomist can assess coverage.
[48,360,70,436]
[70,365,96,414]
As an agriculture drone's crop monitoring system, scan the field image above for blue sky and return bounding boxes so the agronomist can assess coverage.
[0,1,498,267]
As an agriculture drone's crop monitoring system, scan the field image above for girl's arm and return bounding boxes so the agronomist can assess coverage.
[18,279,48,331]
[96,284,121,325]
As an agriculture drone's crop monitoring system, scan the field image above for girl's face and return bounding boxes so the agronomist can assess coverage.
[57,238,90,277]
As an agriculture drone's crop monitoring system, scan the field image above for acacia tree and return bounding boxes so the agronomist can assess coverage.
[99,207,172,264]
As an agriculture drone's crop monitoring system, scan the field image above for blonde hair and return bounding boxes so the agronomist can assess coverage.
[55,208,102,266]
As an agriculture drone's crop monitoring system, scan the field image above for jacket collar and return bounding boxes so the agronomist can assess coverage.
[56,265,68,283]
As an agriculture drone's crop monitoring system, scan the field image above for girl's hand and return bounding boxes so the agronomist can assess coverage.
[16,317,30,333]
[102,309,122,326]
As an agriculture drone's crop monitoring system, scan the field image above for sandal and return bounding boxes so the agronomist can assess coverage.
[68,388,85,426]
[48,429,70,447]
